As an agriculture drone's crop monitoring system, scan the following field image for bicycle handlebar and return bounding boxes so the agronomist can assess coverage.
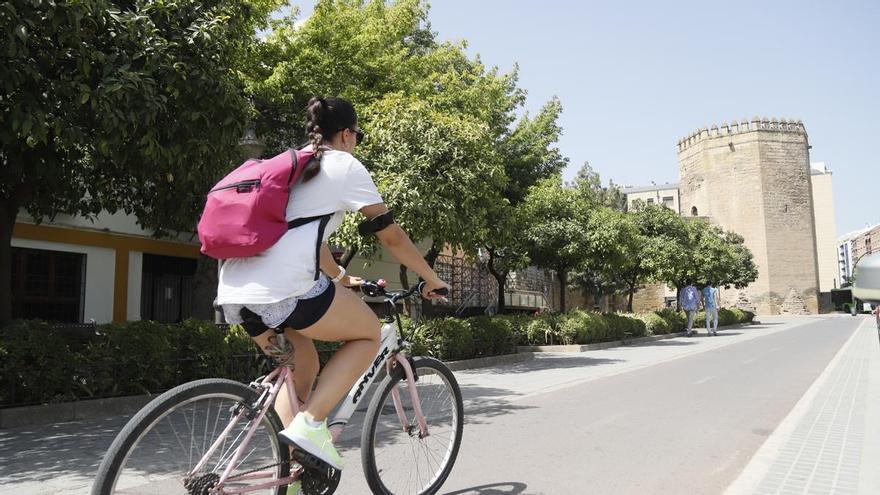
[361,279,448,304]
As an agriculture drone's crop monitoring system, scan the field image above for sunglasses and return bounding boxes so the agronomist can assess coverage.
[339,127,365,145]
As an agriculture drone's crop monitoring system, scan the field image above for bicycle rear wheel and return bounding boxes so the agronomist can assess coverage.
[92,378,289,495]
[361,356,464,495]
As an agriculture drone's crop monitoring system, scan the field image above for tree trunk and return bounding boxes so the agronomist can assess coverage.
[424,241,440,268]
[0,200,20,326]
[626,278,637,312]
[1,185,36,325]
[486,247,507,314]
[399,264,410,290]
[421,241,442,316]
[557,268,567,312]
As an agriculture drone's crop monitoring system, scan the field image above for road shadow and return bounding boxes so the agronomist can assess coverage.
[473,355,623,375]
[444,481,530,494]
[459,384,537,426]
[0,415,129,484]
[334,384,536,449]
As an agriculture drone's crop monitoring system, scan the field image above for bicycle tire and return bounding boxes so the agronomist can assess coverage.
[92,378,289,495]
[360,356,464,495]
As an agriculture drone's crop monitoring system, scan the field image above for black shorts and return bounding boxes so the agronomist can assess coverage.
[239,282,336,337]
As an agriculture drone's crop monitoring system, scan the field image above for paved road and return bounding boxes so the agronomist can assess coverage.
[422,317,862,494]
[0,315,871,494]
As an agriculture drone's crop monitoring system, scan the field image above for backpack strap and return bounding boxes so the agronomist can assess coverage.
[288,214,334,281]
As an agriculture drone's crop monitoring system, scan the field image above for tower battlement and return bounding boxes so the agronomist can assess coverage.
[677,117,806,152]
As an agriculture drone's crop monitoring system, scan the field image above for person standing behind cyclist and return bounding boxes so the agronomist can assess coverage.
[216,96,450,472]
[680,279,700,336]
[702,282,721,335]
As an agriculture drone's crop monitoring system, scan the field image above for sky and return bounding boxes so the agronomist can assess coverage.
[289,0,879,237]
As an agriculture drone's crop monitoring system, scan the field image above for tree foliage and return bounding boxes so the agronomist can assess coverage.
[248,0,528,279]
[484,97,568,312]
[0,0,280,323]
[520,177,590,311]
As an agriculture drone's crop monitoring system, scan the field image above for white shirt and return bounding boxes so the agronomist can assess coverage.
[217,149,383,304]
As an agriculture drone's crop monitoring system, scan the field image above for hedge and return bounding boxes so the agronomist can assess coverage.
[511,310,647,346]
[649,307,754,332]
[0,320,264,407]
[0,306,755,407]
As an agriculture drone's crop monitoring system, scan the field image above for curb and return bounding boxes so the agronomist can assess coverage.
[517,331,688,353]
[517,323,751,354]
[445,352,534,372]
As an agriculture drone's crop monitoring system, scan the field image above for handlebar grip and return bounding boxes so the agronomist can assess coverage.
[432,287,449,296]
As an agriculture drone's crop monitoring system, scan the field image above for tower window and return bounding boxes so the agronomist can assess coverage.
[691,206,698,216]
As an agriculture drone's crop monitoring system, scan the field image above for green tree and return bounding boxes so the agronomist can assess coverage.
[521,177,590,311]
[485,97,568,313]
[351,94,506,281]
[691,225,758,290]
[250,0,523,290]
[0,0,278,324]
[572,162,627,211]
[571,208,642,311]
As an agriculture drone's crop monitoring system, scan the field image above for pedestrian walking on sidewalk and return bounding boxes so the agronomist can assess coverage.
[702,282,721,335]
[680,279,700,336]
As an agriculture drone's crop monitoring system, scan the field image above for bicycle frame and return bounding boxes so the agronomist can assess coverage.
[190,319,430,494]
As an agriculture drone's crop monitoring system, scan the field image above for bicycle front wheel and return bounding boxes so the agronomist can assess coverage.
[92,378,289,495]
[361,356,464,495]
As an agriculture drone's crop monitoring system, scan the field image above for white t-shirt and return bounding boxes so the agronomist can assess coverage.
[217,149,383,304]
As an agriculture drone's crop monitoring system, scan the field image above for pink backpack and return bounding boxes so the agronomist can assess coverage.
[197,148,331,261]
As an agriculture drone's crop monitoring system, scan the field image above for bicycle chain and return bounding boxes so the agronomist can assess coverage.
[205,459,338,495]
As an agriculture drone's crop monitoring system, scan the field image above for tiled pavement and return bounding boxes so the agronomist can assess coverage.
[726,317,880,495]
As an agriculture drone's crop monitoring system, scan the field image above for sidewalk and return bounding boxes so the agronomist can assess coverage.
[725,316,880,495]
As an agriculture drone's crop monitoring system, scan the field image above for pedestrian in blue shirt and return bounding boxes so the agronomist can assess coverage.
[702,282,721,335]
[679,279,701,336]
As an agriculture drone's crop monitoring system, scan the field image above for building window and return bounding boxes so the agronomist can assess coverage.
[141,254,197,323]
[11,247,86,322]
[646,198,654,205]
[662,196,674,208]
[691,206,699,216]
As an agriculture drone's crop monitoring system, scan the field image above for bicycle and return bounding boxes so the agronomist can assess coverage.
[92,281,464,495]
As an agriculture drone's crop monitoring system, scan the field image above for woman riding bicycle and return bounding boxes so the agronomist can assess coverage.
[216,96,450,473]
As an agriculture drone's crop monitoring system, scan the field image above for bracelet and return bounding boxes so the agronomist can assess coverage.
[330,266,346,283]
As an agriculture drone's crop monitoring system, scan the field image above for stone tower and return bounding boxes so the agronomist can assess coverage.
[677,117,820,315]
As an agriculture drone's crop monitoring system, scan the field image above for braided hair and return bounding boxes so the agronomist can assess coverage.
[303,96,358,183]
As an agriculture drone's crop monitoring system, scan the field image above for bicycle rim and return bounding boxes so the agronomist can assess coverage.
[107,387,285,494]
[363,358,463,494]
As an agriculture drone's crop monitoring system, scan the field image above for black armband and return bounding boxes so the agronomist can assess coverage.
[358,211,395,235]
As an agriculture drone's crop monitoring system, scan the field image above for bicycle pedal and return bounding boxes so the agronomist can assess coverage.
[292,451,341,495]
[293,448,339,477]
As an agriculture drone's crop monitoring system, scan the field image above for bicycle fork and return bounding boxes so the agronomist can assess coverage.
[387,354,430,438]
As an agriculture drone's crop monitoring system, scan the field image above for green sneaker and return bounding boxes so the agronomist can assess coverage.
[287,480,302,495]
[279,413,343,470]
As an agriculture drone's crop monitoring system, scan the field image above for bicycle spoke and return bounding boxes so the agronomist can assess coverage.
[367,361,462,495]
[103,387,285,495]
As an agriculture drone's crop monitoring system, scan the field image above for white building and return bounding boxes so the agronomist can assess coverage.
[810,162,840,292]
[621,183,681,213]
[838,223,880,285]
